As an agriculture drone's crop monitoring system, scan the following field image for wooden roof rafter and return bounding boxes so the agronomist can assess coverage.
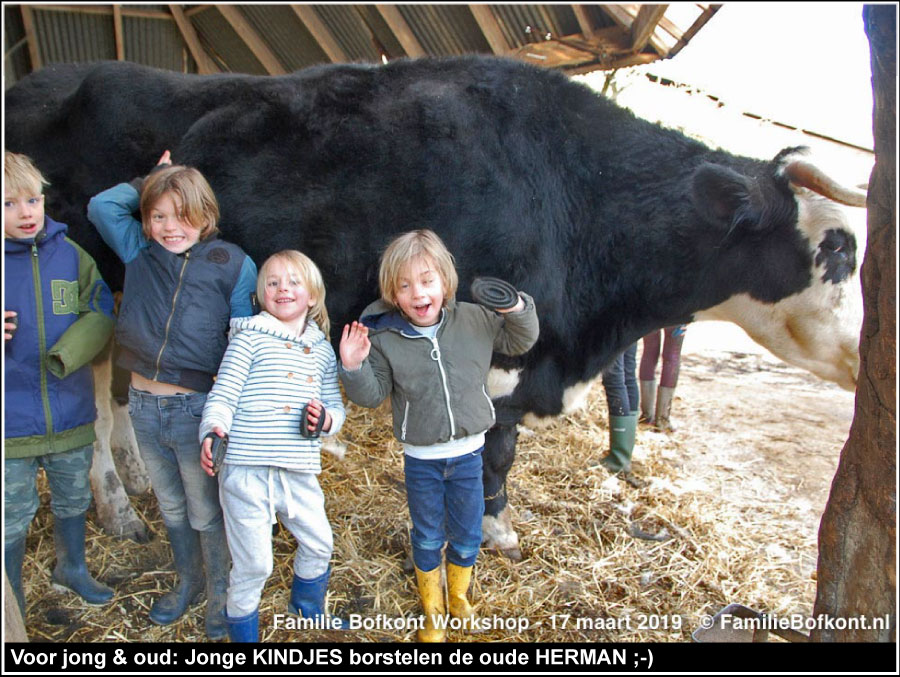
[469,5,511,55]
[375,4,426,58]
[215,4,287,75]
[168,4,219,73]
[290,4,348,63]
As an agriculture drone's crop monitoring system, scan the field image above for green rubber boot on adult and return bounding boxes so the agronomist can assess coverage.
[599,414,637,473]
[149,524,205,625]
[5,535,27,616]
[51,514,114,605]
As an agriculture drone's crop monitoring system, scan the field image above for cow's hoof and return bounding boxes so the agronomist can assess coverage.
[109,519,151,544]
[493,545,523,562]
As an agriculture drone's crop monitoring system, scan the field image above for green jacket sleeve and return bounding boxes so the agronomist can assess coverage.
[46,239,116,379]
[339,341,394,409]
[491,291,540,356]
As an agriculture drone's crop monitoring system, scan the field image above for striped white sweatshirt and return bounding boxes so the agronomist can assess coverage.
[199,312,346,473]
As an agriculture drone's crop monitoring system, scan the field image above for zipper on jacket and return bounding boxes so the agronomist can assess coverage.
[482,385,496,421]
[401,401,410,441]
[32,243,55,443]
[429,337,456,437]
[154,250,190,380]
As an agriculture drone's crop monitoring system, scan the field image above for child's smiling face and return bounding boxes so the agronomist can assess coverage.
[263,258,316,330]
[148,191,201,254]
[394,255,445,327]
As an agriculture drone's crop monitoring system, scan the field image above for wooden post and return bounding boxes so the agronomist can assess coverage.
[811,4,896,642]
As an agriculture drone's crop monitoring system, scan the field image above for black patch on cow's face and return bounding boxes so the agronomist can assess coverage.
[815,228,857,284]
[206,247,231,265]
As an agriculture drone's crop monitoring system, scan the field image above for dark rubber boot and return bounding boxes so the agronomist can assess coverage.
[51,514,114,605]
[149,524,204,625]
[599,414,637,473]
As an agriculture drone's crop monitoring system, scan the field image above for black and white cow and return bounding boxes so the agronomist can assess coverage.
[4,57,866,554]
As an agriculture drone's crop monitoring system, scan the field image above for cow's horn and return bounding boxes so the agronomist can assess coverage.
[784,160,868,208]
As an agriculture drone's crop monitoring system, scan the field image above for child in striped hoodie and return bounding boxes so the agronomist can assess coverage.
[199,250,346,642]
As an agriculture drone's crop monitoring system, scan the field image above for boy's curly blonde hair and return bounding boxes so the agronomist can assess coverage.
[378,230,458,309]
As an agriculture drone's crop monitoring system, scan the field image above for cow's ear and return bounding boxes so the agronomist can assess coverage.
[691,163,760,230]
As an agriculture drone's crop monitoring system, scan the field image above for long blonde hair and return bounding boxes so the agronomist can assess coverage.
[257,250,330,336]
[140,165,220,240]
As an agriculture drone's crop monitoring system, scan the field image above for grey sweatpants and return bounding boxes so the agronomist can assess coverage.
[219,464,333,616]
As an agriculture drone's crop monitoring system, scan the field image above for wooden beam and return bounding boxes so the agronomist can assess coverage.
[631,4,668,52]
[375,4,425,58]
[564,52,658,76]
[112,4,125,61]
[168,4,219,73]
[667,4,722,59]
[290,4,348,63]
[20,5,42,71]
[468,5,509,55]
[600,4,634,30]
[571,5,594,42]
[216,4,287,75]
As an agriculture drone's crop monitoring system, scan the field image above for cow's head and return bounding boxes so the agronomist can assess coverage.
[696,152,867,391]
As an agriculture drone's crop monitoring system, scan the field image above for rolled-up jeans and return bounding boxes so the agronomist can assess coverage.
[127,386,222,532]
[404,448,485,572]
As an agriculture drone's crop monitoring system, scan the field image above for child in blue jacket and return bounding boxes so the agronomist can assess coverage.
[4,151,116,618]
[87,151,257,639]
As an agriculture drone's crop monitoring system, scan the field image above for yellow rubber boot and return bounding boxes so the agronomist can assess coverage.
[414,566,445,643]
[446,563,475,622]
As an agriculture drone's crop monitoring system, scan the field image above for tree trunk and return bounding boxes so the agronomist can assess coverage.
[812,5,896,642]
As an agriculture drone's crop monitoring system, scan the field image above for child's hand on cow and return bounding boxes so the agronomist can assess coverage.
[156,150,171,167]
[4,310,18,340]
[340,321,370,371]
[200,426,226,477]
[304,399,331,435]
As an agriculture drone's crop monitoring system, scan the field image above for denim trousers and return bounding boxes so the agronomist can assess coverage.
[4,444,94,544]
[601,342,639,416]
[127,386,223,532]
[404,448,484,572]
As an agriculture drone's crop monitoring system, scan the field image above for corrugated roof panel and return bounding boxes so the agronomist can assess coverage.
[190,6,266,75]
[314,4,379,63]
[123,15,196,73]
[33,7,116,65]
[241,4,329,70]
[399,4,490,56]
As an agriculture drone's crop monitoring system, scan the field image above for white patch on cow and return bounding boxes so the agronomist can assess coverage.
[482,507,520,552]
[110,401,149,496]
[697,192,865,391]
[486,367,521,398]
[520,379,596,428]
[89,356,149,541]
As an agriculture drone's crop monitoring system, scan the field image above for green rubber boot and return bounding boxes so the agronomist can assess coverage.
[599,414,637,473]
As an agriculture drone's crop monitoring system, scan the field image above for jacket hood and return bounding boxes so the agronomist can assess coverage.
[360,298,454,334]
[4,216,67,253]
[229,311,326,346]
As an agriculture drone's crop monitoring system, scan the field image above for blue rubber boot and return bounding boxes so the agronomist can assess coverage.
[226,608,259,643]
[199,528,230,640]
[5,536,27,616]
[149,524,204,625]
[288,567,344,629]
[51,514,114,605]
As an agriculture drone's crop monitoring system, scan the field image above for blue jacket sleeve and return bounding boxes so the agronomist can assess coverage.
[87,183,148,264]
[230,255,258,318]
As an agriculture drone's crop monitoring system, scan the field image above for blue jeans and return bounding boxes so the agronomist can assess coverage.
[404,448,484,571]
[127,386,222,532]
[4,444,94,544]
[602,343,638,416]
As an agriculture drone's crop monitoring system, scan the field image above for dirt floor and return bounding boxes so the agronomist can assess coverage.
[14,320,856,644]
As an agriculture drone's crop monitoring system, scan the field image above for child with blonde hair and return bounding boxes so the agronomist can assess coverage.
[200,250,346,642]
[339,229,539,642]
[88,151,257,639]
[5,151,116,617]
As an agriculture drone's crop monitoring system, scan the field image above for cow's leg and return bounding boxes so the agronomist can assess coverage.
[481,422,521,561]
[110,400,150,496]
[90,356,150,543]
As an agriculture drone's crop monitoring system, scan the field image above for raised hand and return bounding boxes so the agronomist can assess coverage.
[340,321,370,371]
